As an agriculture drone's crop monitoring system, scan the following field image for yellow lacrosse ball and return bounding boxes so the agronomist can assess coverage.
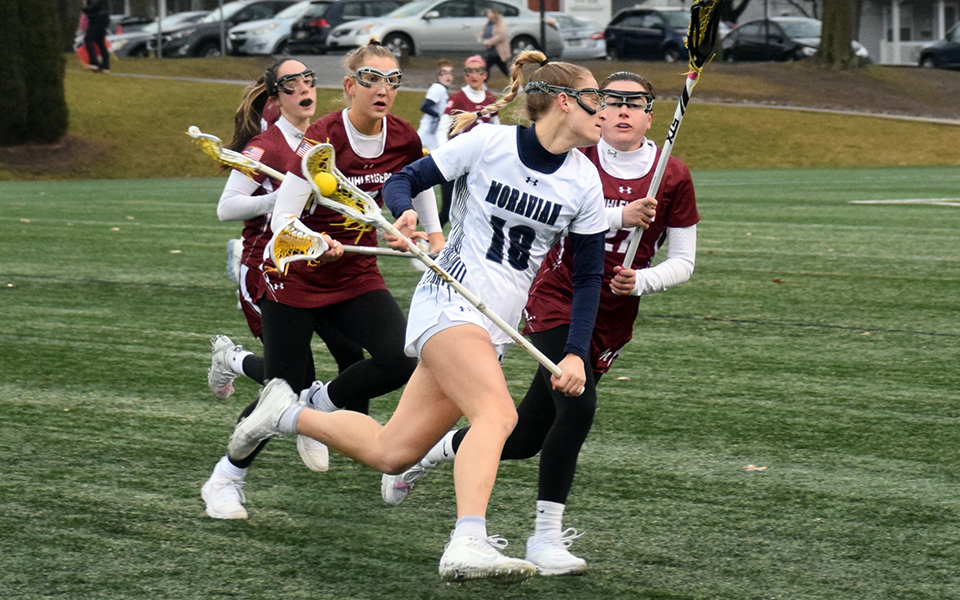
[313,172,338,196]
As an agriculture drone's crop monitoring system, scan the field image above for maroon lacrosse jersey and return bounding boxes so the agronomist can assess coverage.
[264,110,424,308]
[234,124,293,336]
[523,145,699,373]
[444,88,497,136]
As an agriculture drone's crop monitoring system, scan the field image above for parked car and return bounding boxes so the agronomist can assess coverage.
[152,0,296,57]
[604,6,689,62]
[109,14,154,34]
[287,0,411,54]
[105,11,209,58]
[326,0,564,59]
[721,17,869,62]
[228,0,317,54]
[919,22,960,69]
[547,11,605,60]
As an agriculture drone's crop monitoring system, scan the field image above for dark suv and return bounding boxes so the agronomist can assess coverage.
[604,7,689,61]
[286,0,411,54]
[153,0,295,57]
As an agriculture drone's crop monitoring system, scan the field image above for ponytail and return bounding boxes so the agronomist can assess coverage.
[226,58,290,153]
[449,51,592,135]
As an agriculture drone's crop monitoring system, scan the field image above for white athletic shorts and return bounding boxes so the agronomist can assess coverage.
[404,282,511,361]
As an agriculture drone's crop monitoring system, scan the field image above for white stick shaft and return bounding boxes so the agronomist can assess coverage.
[622,73,698,268]
[379,220,562,378]
[255,162,285,181]
[341,244,433,259]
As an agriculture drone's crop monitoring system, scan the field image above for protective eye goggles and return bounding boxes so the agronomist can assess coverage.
[274,69,316,94]
[354,67,402,89]
[438,68,454,76]
[524,81,606,115]
[602,90,655,113]
[463,67,486,75]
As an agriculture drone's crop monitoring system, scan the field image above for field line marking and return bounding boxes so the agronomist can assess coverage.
[849,199,960,206]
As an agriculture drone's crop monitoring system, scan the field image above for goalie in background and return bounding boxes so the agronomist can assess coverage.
[380,71,699,577]
[201,40,443,521]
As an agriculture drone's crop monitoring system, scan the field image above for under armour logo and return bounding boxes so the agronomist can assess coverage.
[525,177,538,186]
[619,186,632,194]
[606,148,618,157]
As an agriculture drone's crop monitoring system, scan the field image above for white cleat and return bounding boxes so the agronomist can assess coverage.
[381,460,435,506]
[201,474,248,520]
[525,529,587,576]
[438,534,537,584]
[226,238,243,284]
[297,434,329,472]
[208,335,241,400]
[227,379,299,461]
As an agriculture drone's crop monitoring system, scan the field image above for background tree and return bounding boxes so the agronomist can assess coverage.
[814,0,863,69]
[0,0,28,145]
[58,0,83,52]
[1,0,70,145]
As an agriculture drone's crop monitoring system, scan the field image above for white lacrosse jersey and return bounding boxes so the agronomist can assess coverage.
[416,123,607,348]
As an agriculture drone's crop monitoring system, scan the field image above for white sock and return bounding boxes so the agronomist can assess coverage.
[533,500,565,539]
[423,431,456,465]
[278,403,306,434]
[228,349,253,375]
[217,455,247,480]
[303,381,338,413]
[453,515,487,540]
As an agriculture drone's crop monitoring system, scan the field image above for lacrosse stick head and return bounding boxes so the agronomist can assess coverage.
[187,126,225,161]
[268,216,329,275]
[301,143,383,237]
[187,125,261,178]
[686,0,732,74]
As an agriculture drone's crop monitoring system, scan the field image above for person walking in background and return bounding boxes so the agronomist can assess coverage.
[417,59,454,152]
[480,7,510,79]
[81,0,111,73]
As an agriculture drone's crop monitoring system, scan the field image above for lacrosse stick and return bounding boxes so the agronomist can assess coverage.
[621,0,731,267]
[187,126,434,260]
[302,143,568,382]
[187,126,285,180]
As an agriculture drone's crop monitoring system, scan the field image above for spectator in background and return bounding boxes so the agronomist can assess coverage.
[82,0,111,73]
[417,59,454,152]
[480,8,510,78]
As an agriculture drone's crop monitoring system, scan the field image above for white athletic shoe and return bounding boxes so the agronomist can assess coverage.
[226,238,243,284]
[227,379,299,461]
[297,434,329,472]
[438,534,537,584]
[200,473,248,520]
[381,460,435,506]
[525,529,587,576]
[208,335,241,400]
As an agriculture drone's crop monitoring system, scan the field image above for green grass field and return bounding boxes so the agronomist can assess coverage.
[2,166,959,599]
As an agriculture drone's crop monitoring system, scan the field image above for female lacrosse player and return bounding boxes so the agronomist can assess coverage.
[200,42,441,520]
[436,55,500,225]
[380,71,699,577]
[225,51,609,584]
[205,58,368,480]
[416,59,454,151]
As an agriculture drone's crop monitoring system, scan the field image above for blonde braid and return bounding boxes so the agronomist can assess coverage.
[449,50,546,136]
